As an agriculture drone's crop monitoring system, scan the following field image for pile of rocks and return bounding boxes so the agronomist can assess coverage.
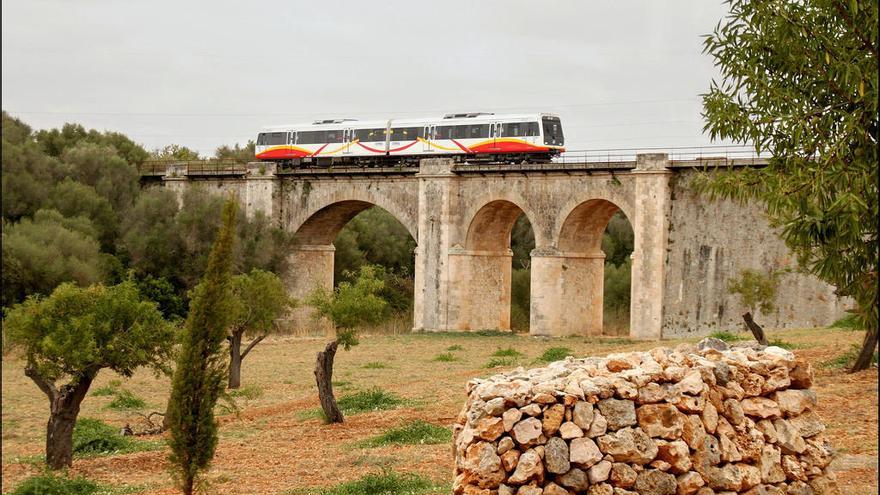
[453,340,838,495]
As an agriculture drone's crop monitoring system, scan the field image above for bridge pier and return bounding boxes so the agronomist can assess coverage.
[530,248,605,337]
[446,248,514,331]
[285,244,335,334]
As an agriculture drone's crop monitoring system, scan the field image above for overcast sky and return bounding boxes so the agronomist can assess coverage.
[2,1,734,156]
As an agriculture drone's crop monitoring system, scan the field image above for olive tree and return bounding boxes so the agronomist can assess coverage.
[227,269,292,389]
[2,281,174,469]
[307,265,386,423]
[700,0,877,370]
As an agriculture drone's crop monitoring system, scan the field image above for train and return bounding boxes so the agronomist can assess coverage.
[255,112,564,166]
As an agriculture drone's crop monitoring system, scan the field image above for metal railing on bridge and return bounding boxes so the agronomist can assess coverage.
[138,160,248,176]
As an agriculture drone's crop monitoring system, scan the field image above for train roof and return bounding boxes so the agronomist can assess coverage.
[261,112,559,131]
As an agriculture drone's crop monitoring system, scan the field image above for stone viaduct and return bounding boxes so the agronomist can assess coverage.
[145,154,846,339]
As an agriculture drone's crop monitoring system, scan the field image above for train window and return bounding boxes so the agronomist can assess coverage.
[260,132,287,146]
[325,129,344,143]
[354,128,386,141]
[389,127,422,141]
[465,124,490,139]
[297,131,324,144]
[500,122,540,137]
[435,125,454,139]
[542,117,564,146]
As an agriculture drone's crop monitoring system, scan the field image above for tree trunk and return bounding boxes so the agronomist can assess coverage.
[852,324,878,372]
[26,367,97,470]
[742,312,769,346]
[314,339,343,424]
[228,332,242,389]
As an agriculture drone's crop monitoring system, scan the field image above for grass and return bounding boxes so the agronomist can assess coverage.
[483,357,517,368]
[357,420,451,448]
[228,384,264,400]
[536,346,574,363]
[708,330,745,342]
[91,379,123,397]
[491,347,523,358]
[7,473,143,495]
[105,390,146,410]
[363,361,390,369]
[823,344,878,369]
[768,338,801,350]
[830,314,864,330]
[337,388,406,414]
[72,418,162,457]
[445,344,463,351]
[432,352,459,362]
[289,470,443,495]
[332,380,353,389]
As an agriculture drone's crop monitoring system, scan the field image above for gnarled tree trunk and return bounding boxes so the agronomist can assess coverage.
[742,312,769,346]
[26,365,97,469]
[227,331,265,389]
[314,339,343,423]
[852,325,878,372]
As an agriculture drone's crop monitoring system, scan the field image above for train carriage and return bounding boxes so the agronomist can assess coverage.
[255,112,564,166]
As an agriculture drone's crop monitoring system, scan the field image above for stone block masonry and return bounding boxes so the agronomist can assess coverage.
[452,340,838,494]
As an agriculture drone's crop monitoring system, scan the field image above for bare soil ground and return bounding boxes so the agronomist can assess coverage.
[2,327,877,494]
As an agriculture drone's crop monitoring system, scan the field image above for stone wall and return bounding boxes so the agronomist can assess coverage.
[453,341,838,494]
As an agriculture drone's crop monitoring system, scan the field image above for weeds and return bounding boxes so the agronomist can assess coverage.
[357,420,451,447]
[8,473,102,495]
[72,418,162,458]
[105,390,146,410]
[290,470,442,495]
[536,347,573,363]
[445,344,464,351]
[363,361,390,369]
[823,344,878,369]
[830,314,864,330]
[492,347,523,358]
[432,353,459,362]
[91,379,122,397]
[708,330,745,342]
[484,357,517,368]
[337,388,406,415]
[228,384,264,400]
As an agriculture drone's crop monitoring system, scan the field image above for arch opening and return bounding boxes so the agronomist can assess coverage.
[555,199,633,336]
[288,201,417,335]
[453,200,535,332]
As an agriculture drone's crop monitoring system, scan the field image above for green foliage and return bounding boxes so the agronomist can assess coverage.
[699,0,878,369]
[357,420,451,447]
[601,212,634,267]
[708,330,745,342]
[3,280,174,383]
[446,344,464,351]
[227,384,264,400]
[166,199,237,493]
[35,122,148,165]
[492,347,523,358]
[106,390,146,410]
[362,361,389,369]
[767,339,799,350]
[483,357,517,368]
[45,179,119,252]
[150,144,200,161]
[603,258,631,328]
[727,269,781,314]
[510,268,531,332]
[229,269,291,339]
[61,142,140,212]
[830,314,865,330]
[214,141,255,163]
[336,387,405,415]
[308,265,387,350]
[133,275,186,321]
[2,209,108,307]
[8,473,101,495]
[72,418,158,457]
[298,470,438,495]
[432,352,459,362]
[538,347,573,363]
[510,214,535,269]
[823,344,878,369]
[91,380,121,397]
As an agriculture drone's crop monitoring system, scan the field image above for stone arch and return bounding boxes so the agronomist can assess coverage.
[464,200,532,251]
[557,199,624,255]
[552,191,634,251]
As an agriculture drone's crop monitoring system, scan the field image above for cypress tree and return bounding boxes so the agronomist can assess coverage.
[166,199,237,494]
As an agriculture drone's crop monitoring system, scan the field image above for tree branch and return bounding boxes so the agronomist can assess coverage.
[240,334,267,360]
[24,361,58,401]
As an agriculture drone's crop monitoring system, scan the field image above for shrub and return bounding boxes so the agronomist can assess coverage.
[363,361,389,369]
[308,470,438,495]
[484,357,516,368]
[830,314,865,330]
[538,347,573,363]
[432,353,459,362]
[71,418,160,457]
[445,344,463,351]
[106,389,146,410]
[337,388,405,415]
[91,379,122,397]
[358,420,451,447]
[492,347,523,358]
[227,384,264,400]
[708,330,744,342]
[8,473,101,495]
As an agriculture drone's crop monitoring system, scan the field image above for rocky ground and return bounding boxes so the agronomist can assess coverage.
[1,327,876,494]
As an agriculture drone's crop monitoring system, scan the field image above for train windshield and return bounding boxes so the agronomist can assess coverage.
[257,132,288,146]
[542,117,564,146]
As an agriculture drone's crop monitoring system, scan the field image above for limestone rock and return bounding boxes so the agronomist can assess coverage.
[543,482,569,495]
[773,390,816,416]
[501,449,521,472]
[504,408,524,431]
[676,471,705,495]
[498,436,515,454]
[559,421,584,439]
[588,411,609,438]
[656,440,691,474]
[512,417,544,445]
[570,437,604,467]
[508,449,545,485]
[676,370,705,395]
[636,403,686,439]
[596,427,658,465]
[633,469,677,495]
[589,459,613,484]
[542,404,566,436]
[476,417,505,441]
[610,462,637,488]
[741,397,782,419]
[573,401,595,429]
[598,398,637,430]
[704,463,743,491]
[557,467,590,491]
[773,419,807,454]
[462,441,506,488]
[544,437,570,474]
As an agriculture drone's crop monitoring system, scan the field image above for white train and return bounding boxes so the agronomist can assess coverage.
[255,112,564,166]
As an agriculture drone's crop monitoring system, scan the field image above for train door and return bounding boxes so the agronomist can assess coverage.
[422,125,433,152]
[343,128,352,155]
[492,122,502,150]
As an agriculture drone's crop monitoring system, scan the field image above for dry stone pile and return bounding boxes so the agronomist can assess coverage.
[453,340,838,495]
